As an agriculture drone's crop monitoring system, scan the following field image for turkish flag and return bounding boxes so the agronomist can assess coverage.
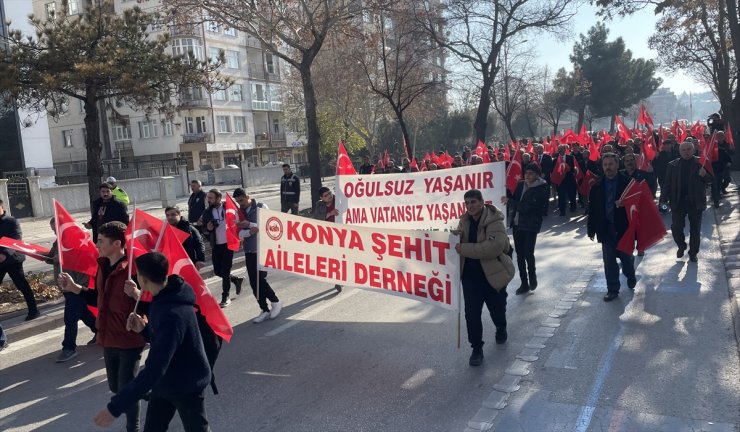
[638,104,654,127]
[383,150,390,167]
[643,129,657,161]
[617,180,665,254]
[550,155,571,186]
[573,160,584,183]
[505,148,522,194]
[503,143,511,162]
[589,136,601,161]
[475,140,491,163]
[336,140,357,175]
[601,130,612,144]
[673,120,687,143]
[0,238,50,261]
[423,152,431,162]
[561,128,578,144]
[54,199,98,278]
[578,170,598,197]
[526,139,534,154]
[223,193,242,252]
[158,224,234,342]
[658,125,667,150]
[614,115,632,143]
[698,132,717,176]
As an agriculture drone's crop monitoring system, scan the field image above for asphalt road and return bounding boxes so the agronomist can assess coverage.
[1,200,738,432]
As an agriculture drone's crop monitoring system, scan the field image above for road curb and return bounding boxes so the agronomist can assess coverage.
[1,255,247,342]
[713,171,740,356]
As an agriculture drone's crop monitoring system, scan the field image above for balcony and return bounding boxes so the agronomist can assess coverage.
[182,133,213,144]
[248,65,266,80]
[170,23,200,37]
[180,99,210,108]
[113,140,132,151]
[245,37,262,49]
[252,100,269,111]
[255,131,286,148]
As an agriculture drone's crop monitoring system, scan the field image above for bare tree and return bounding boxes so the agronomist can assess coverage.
[355,3,445,157]
[491,42,532,140]
[414,0,577,143]
[164,0,361,204]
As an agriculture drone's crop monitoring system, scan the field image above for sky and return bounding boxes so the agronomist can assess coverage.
[533,2,709,96]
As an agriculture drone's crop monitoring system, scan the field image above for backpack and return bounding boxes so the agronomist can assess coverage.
[195,306,223,395]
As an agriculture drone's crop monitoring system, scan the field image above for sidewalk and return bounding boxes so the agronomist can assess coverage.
[714,171,740,347]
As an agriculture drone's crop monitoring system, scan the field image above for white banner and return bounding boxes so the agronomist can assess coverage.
[258,209,460,311]
[335,162,506,231]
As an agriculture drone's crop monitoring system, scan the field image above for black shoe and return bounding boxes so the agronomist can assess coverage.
[529,274,538,290]
[677,246,686,258]
[689,254,698,262]
[25,310,40,321]
[515,284,530,295]
[469,348,484,367]
[714,203,720,208]
[627,277,637,290]
[335,284,343,293]
[495,328,507,344]
[637,251,645,257]
[86,334,97,346]
[603,292,619,302]
[232,276,244,295]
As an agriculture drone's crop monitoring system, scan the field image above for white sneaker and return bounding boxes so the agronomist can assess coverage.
[253,311,270,323]
[269,301,283,319]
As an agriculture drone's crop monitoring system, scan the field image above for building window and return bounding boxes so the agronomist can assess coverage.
[206,20,220,33]
[171,38,204,63]
[163,121,174,136]
[62,130,73,147]
[138,120,159,139]
[209,47,221,63]
[112,124,132,141]
[269,84,282,111]
[82,128,87,144]
[251,83,268,110]
[234,116,246,133]
[230,84,242,101]
[45,2,56,20]
[273,118,280,133]
[150,16,164,31]
[183,87,204,101]
[265,52,275,74]
[214,89,227,101]
[79,99,85,113]
[223,26,237,37]
[217,116,231,133]
[225,51,240,69]
[67,0,79,15]
[185,116,207,134]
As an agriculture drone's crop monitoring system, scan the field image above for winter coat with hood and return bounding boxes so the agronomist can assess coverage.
[456,204,515,291]
[107,275,211,417]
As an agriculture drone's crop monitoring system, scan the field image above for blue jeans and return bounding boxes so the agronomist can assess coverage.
[62,292,97,351]
[601,234,636,293]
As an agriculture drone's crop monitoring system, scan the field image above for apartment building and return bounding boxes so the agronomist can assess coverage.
[32,0,306,183]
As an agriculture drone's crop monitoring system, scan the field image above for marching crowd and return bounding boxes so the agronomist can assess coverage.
[0,120,736,429]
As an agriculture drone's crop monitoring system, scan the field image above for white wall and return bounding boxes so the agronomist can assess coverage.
[6,0,54,170]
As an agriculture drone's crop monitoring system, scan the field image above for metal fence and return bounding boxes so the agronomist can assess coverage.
[54,158,186,185]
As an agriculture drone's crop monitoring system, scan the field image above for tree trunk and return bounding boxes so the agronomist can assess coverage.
[301,64,322,208]
[576,107,585,132]
[504,116,516,141]
[473,75,494,143]
[396,110,412,158]
[84,92,103,206]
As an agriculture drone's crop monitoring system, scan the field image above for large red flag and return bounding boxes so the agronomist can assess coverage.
[158,224,234,342]
[614,115,632,143]
[589,136,601,161]
[561,128,578,144]
[54,199,98,278]
[638,104,654,127]
[475,140,491,163]
[690,121,704,139]
[0,238,50,261]
[578,170,598,197]
[505,149,522,194]
[617,180,665,254]
[223,193,242,252]
[550,155,571,186]
[698,132,717,176]
[526,139,534,154]
[503,143,511,162]
[336,140,357,175]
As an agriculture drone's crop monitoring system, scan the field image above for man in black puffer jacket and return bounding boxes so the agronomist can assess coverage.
[502,164,550,295]
[0,199,39,321]
[94,253,211,432]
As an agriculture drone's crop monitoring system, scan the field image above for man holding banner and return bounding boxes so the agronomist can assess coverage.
[455,190,515,367]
